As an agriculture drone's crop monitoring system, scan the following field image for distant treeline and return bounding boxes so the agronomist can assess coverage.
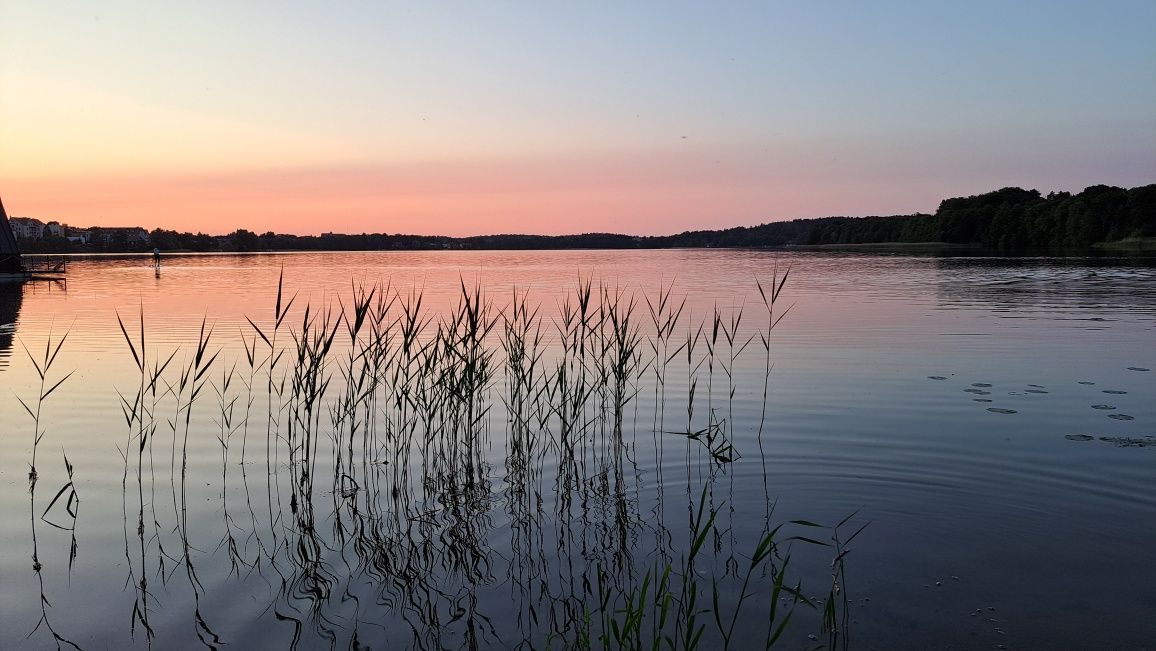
[19,184,1155,254]
[649,184,1155,250]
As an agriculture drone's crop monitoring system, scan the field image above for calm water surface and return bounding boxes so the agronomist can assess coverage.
[1,250,1153,650]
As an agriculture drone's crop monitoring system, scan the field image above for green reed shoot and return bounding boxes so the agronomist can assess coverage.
[18,327,73,488]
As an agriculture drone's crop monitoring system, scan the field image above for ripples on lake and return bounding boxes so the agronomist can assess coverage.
[1,250,1153,649]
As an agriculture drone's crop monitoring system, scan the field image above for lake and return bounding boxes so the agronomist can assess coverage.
[1,249,1153,650]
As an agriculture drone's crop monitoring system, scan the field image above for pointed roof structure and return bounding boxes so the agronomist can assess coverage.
[0,195,23,273]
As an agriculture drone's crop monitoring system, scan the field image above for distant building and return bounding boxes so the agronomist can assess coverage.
[7,217,154,249]
[9,217,46,240]
[67,229,92,245]
[89,226,150,244]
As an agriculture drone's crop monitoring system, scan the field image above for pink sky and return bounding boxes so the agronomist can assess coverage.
[3,150,937,236]
[6,139,1149,237]
[2,3,1153,236]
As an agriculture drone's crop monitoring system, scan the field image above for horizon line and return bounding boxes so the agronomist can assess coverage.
[7,181,1151,241]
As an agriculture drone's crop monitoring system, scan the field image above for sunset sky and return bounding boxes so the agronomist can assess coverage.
[2,1,1154,236]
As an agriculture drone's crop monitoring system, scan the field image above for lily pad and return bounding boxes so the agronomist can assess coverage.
[987,408,1017,415]
[971,383,993,387]
[1064,434,1094,442]
[964,388,990,395]
[1078,381,1095,385]
[1102,390,1127,395]
[1091,404,1116,410]
[928,376,947,380]
[1126,367,1150,372]
[1108,414,1135,421]
[1024,389,1049,394]
[973,398,993,403]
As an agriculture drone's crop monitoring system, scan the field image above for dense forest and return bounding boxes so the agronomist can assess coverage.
[18,183,1155,254]
[649,184,1155,250]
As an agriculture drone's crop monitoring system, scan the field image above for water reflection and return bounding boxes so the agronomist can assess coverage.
[0,282,22,370]
[60,273,852,649]
[5,252,1154,650]
[932,256,1156,317]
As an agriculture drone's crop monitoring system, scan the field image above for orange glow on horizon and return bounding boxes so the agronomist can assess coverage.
[1,145,968,237]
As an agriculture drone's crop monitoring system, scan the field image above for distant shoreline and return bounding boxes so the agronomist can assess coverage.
[34,240,1155,259]
[1091,236,1156,251]
[782,241,981,251]
[11,183,1154,256]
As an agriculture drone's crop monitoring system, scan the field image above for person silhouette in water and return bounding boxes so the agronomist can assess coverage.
[153,247,161,268]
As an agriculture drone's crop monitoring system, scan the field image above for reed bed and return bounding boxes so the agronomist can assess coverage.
[21,270,862,650]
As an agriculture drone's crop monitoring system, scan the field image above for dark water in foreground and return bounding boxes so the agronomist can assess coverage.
[1,250,1154,650]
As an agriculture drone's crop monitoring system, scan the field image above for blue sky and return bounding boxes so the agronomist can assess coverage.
[2,1,1153,234]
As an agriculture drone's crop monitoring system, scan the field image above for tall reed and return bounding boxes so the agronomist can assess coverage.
[18,328,81,650]
[65,268,862,650]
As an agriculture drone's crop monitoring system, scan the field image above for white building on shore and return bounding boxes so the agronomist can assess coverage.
[9,217,46,240]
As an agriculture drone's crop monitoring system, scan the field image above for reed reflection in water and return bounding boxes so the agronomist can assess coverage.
[15,270,861,650]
